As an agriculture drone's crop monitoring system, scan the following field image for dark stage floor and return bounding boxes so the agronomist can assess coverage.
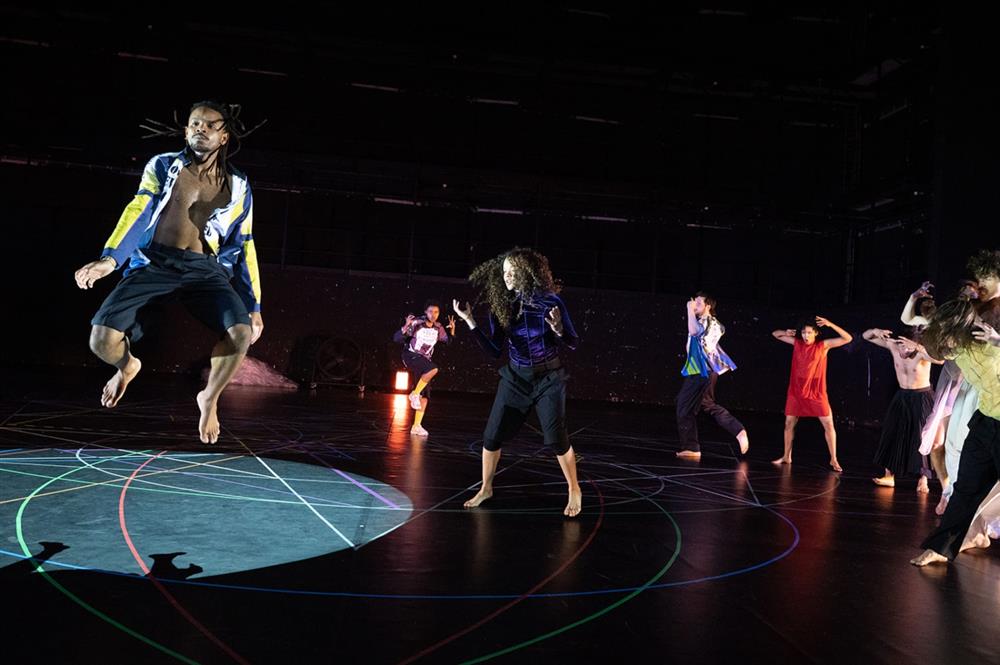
[2,368,998,664]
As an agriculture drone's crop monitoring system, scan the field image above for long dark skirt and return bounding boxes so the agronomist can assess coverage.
[873,387,934,477]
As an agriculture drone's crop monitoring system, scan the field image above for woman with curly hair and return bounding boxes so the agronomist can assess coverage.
[912,249,1000,565]
[452,248,582,517]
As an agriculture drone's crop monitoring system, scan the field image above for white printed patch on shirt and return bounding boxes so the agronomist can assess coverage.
[410,325,441,358]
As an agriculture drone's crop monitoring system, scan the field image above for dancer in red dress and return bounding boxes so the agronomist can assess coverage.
[772,317,853,472]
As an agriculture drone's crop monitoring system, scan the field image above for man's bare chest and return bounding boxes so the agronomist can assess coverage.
[166,170,229,221]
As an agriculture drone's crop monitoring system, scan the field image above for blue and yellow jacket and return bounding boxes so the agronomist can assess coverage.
[100,150,262,313]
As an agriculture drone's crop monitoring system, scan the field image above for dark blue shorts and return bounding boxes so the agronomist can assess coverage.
[91,243,250,342]
[402,350,437,395]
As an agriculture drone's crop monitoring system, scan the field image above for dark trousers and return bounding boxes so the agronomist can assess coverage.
[922,411,1000,559]
[482,363,570,455]
[676,372,745,452]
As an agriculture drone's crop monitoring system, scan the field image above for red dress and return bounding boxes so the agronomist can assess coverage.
[784,339,832,417]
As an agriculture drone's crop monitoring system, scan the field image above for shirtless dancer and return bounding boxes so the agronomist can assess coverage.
[863,329,942,490]
[74,102,263,443]
[901,280,979,511]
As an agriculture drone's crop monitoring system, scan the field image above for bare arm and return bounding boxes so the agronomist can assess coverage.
[818,317,853,349]
[772,329,797,346]
[921,350,945,365]
[896,337,945,365]
[862,328,893,349]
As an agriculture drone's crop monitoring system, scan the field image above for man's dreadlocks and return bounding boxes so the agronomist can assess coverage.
[139,101,266,187]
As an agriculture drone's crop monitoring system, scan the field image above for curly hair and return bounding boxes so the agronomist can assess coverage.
[921,295,1000,359]
[967,249,1000,280]
[469,247,560,329]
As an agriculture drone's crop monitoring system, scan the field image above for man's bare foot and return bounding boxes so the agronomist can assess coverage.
[736,430,750,455]
[463,488,493,508]
[829,460,843,473]
[935,495,949,516]
[196,391,221,444]
[917,476,930,494]
[101,357,141,408]
[960,532,991,552]
[873,475,895,487]
[676,450,701,459]
[772,457,792,466]
[564,484,582,517]
[910,549,948,566]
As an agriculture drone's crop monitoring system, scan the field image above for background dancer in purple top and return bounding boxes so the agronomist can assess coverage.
[453,247,582,517]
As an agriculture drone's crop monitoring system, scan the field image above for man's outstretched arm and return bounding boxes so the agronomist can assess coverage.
[75,155,164,289]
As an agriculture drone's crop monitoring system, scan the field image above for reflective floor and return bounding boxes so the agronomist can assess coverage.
[2,368,998,664]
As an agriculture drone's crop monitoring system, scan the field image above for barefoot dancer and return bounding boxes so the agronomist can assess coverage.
[393,300,456,437]
[937,259,1000,515]
[903,281,979,511]
[863,329,942,491]
[772,317,852,472]
[911,293,1000,566]
[73,101,264,444]
[452,248,583,517]
[675,292,749,460]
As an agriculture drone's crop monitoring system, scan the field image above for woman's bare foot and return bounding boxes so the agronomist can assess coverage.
[910,549,948,566]
[101,357,141,408]
[676,450,701,459]
[829,459,843,473]
[772,457,792,466]
[935,495,949,516]
[196,390,221,444]
[873,475,895,487]
[916,476,930,494]
[463,488,493,508]
[564,484,582,517]
[736,430,750,455]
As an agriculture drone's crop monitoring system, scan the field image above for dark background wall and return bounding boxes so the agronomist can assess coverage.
[6,253,918,420]
[0,3,974,418]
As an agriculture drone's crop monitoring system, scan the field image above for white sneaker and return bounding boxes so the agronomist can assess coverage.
[410,425,428,437]
[409,392,423,410]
